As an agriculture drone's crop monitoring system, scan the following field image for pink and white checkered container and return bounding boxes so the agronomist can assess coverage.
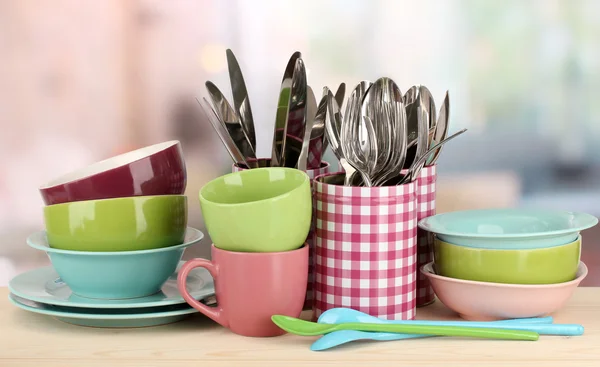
[312,172,418,320]
[416,165,437,307]
[232,158,330,309]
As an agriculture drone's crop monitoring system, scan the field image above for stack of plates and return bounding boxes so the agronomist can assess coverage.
[8,263,215,328]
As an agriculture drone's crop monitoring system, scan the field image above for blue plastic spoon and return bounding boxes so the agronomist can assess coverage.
[311,308,582,351]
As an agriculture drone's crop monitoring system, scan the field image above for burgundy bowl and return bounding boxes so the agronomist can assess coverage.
[39,140,187,205]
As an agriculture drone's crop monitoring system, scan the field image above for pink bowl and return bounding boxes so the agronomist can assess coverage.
[39,141,186,205]
[421,261,587,321]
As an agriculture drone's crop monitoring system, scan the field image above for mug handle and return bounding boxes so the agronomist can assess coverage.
[177,258,228,328]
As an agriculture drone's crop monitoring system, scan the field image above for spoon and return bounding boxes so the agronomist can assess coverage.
[271,316,539,341]
[311,309,583,351]
[312,319,558,352]
[319,308,555,326]
[326,91,372,186]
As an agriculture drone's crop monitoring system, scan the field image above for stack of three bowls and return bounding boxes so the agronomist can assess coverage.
[418,208,598,321]
[9,141,215,327]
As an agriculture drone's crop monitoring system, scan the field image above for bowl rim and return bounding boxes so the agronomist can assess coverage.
[199,167,310,207]
[435,234,582,252]
[42,194,187,209]
[417,208,598,239]
[26,227,203,256]
[39,140,182,190]
[421,260,588,288]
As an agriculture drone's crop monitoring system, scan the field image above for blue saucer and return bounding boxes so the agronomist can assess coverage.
[8,293,209,328]
[8,261,214,309]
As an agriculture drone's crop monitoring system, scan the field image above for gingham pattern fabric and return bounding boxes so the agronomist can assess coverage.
[232,158,330,309]
[312,173,417,320]
[416,165,437,306]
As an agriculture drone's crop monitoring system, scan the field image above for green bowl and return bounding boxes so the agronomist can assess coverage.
[433,235,581,284]
[199,167,311,252]
[26,227,204,299]
[44,195,187,252]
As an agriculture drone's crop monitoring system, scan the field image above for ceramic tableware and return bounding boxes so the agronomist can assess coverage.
[232,158,330,309]
[39,140,186,205]
[177,243,308,337]
[8,261,214,309]
[271,316,539,341]
[27,227,204,299]
[418,208,598,249]
[421,261,588,321]
[43,195,187,252]
[8,294,206,328]
[434,235,581,284]
[199,167,311,253]
[312,172,417,320]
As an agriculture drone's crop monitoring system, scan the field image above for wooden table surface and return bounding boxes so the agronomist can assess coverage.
[0,287,599,366]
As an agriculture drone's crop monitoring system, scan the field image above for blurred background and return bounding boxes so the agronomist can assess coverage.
[1,0,600,286]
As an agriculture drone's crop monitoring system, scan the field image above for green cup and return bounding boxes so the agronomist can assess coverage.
[199,167,311,252]
[44,195,188,252]
[433,235,581,284]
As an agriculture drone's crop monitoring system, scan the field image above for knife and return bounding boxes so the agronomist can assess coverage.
[334,82,346,110]
[307,91,329,169]
[270,51,302,167]
[320,83,346,157]
[196,97,249,167]
[205,81,257,164]
[427,91,449,166]
[226,49,256,151]
[297,86,318,171]
[280,57,307,168]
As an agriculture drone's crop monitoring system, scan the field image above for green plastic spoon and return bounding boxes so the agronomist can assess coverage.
[271,316,539,341]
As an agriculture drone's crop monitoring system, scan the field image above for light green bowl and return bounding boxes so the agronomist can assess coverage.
[199,167,311,252]
[433,235,581,284]
[43,195,187,252]
[419,208,597,249]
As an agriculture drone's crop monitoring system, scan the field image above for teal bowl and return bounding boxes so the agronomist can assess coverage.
[418,208,598,249]
[27,227,204,299]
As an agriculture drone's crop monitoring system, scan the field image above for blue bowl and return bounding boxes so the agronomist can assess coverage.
[417,208,598,249]
[27,227,204,299]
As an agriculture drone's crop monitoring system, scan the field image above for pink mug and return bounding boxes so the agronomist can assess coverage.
[177,243,308,337]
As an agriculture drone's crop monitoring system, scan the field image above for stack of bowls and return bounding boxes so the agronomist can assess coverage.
[418,208,598,321]
[27,141,200,301]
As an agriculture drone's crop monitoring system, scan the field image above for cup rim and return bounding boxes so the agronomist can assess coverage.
[199,167,310,207]
[421,260,588,289]
[42,194,187,209]
[211,242,308,256]
[27,227,204,256]
[39,140,182,190]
